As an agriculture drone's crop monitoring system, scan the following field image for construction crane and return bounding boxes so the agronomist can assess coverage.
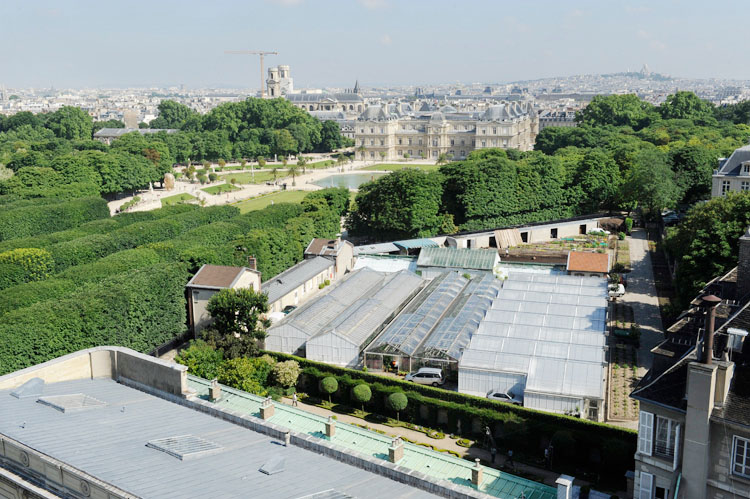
[224,50,278,98]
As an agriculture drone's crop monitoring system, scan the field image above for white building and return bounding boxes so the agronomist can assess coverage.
[711,143,750,197]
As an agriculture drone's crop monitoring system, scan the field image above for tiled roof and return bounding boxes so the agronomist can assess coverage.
[186,264,251,288]
[566,251,609,273]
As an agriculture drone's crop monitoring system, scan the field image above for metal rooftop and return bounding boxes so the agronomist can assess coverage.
[263,256,334,303]
[393,238,439,250]
[417,247,498,271]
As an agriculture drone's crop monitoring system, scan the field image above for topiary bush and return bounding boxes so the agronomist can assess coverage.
[386,392,408,421]
[0,248,54,290]
[319,376,338,403]
[352,383,372,411]
[0,197,109,241]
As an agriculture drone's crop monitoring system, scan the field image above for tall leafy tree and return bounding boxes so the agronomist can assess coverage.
[573,149,622,213]
[621,148,678,217]
[45,106,94,141]
[576,94,657,130]
[659,91,715,123]
[149,100,199,129]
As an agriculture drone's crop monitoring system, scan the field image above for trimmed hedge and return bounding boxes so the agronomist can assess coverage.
[0,197,109,241]
[266,351,636,487]
[0,248,54,290]
[48,205,239,271]
[0,203,197,253]
[57,248,163,285]
[0,262,190,375]
[0,278,77,317]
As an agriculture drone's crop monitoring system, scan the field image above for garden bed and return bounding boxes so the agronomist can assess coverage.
[608,344,639,421]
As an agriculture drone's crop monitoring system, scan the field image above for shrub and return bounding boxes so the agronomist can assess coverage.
[618,231,625,240]
[386,392,408,421]
[216,357,272,396]
[57,248,162,285]
[259,354,277,367]
[175,340,224,380]
[0,263,190,375]
[272,360,301,387]
[551,430,576,464]
[352,383,372,411]
[208,173,218,182]
[0,278,76,317]
[0,248,54,290]
[319,376,338,403]
[0,197,109,241]
[624,217,633,234]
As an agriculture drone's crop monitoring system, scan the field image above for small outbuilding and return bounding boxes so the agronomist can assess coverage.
[186,264,261,336]
[566,251,610,277]
[416,247,500,278]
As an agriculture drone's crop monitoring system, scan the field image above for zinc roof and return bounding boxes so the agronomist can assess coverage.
[263,256,334,303]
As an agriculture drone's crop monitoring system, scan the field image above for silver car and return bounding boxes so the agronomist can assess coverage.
[404,367,445,386]
[486,390,523,405]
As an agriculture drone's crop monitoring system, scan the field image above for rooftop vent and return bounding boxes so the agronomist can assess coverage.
[146,435,222,460]
[259,455,286,475]
[11,378,44,399]
[37,394,106,413]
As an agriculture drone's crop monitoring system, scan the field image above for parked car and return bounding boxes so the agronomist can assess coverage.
[404,367,445,386]
[282,305,297,315]
[609,283,625,298]
[486,390,523,405]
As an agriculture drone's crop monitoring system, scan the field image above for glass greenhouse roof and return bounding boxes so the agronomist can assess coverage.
[417,246,498,270]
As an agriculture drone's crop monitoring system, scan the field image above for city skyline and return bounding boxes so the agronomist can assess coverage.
[1,0,747,90]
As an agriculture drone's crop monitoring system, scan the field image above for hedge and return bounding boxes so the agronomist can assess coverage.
[0,197,109,241]
[0,262,190,375]
[47,205,238,271]
[229,203,305,232]
[265,351,636,488]
[0,248,54,290]
[0,278,77,317]
[57,248,164,285]
[0,203,197,253]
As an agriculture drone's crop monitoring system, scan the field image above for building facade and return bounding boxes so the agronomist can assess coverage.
[354,102,538,161]
[266,65,294,97]
[630,229,750,499]
[712,144,750,197]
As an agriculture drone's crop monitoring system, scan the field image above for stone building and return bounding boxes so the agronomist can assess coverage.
[266,64,294,97]
[711,143,750,197]
[630,228,750,499]
[354,101,538,161]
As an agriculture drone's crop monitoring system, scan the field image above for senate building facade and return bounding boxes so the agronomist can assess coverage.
[354,101,539,161]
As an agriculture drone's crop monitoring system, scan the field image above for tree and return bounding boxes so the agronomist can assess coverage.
[92,119,125,134]
[287,165,299,186]
[669,144,717,204]
[297,155,307,174]
[436,152,449,165]
[576,94,657,130]
[319,376,338,403]
[271,360,301,388]
[149,100,199,129]
[274,129,298,157]
[357,144,366,160]
[379,151,386,162]
[319,120,344,151]
[621,148,678,218]
[386,392,408,421]
[174,340,224,380]
[257,156,266,168]
[352,383,372,411]
[347,169,444,239]
[659,91,715,123]
[573,149,622,213]
[203,288,270,358]
[270,167,279,182]
[217,357,272,396]
[45,106,94,140]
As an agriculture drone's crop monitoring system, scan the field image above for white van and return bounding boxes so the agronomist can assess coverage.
[404,367,445,386]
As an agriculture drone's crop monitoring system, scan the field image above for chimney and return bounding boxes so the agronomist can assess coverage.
[209,379,221,402]
[471,458,483,487]
[284,431,291,447]
[555,475,575,499]
[737,228,750,300]
[701,294,721,364]
[247,255,257,271]
[388,437,404,464]
[260,397,275,420]
[324,416,336,438]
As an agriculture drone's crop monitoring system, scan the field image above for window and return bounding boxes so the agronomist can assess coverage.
[638,411,654,456]
[398,138,402,145]
[432,140,438,146]
[654,416,677,459]
[449,150,455,156]
[360,139,365,146]
[369,152,374,158]
[481,141,486,147]
[408,138,412,145]
[654,487,668,499]
[380,139,384,146]
[742,181,749,191]
[744,163,750,174]
[432,151,437,158]
[723,180,731,195]
[734,436,750,478]
[370,128,374,133]
[639,472,653,499]
[550,228,558,239]
[520,232,528,243]
[503,139,508,147]
[408,149,413,155]
[397,150,403,156]
[370,139,374,146]
[493,127,497,134]
[418,139,423,145]
[450,139,455,146]
[461,139,465,145]
[482,129,486,134]
[380,128,384,134]
[360,128,364,133]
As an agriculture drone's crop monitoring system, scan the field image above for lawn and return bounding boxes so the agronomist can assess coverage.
[363,163,441,172]
[161,193,196,206]
[307,160,335,169]
[201,183,241,195]
[234,190,308,214]
[220,170,288,184]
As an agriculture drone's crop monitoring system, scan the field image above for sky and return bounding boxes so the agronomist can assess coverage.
[0,0,746,90]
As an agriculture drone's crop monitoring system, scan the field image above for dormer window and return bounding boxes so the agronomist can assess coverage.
[743,162,750,176]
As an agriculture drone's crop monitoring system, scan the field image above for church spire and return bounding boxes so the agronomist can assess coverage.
[353,80,360,94]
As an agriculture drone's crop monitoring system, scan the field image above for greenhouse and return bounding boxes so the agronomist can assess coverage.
[365,272,500,371]
[266,268,396,354]
[458,272,608,421]
[305,271,424,367]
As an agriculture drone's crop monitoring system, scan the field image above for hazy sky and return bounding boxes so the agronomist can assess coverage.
[1,0,745,89]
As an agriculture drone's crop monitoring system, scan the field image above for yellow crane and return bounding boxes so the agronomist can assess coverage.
[224,50,278,98]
